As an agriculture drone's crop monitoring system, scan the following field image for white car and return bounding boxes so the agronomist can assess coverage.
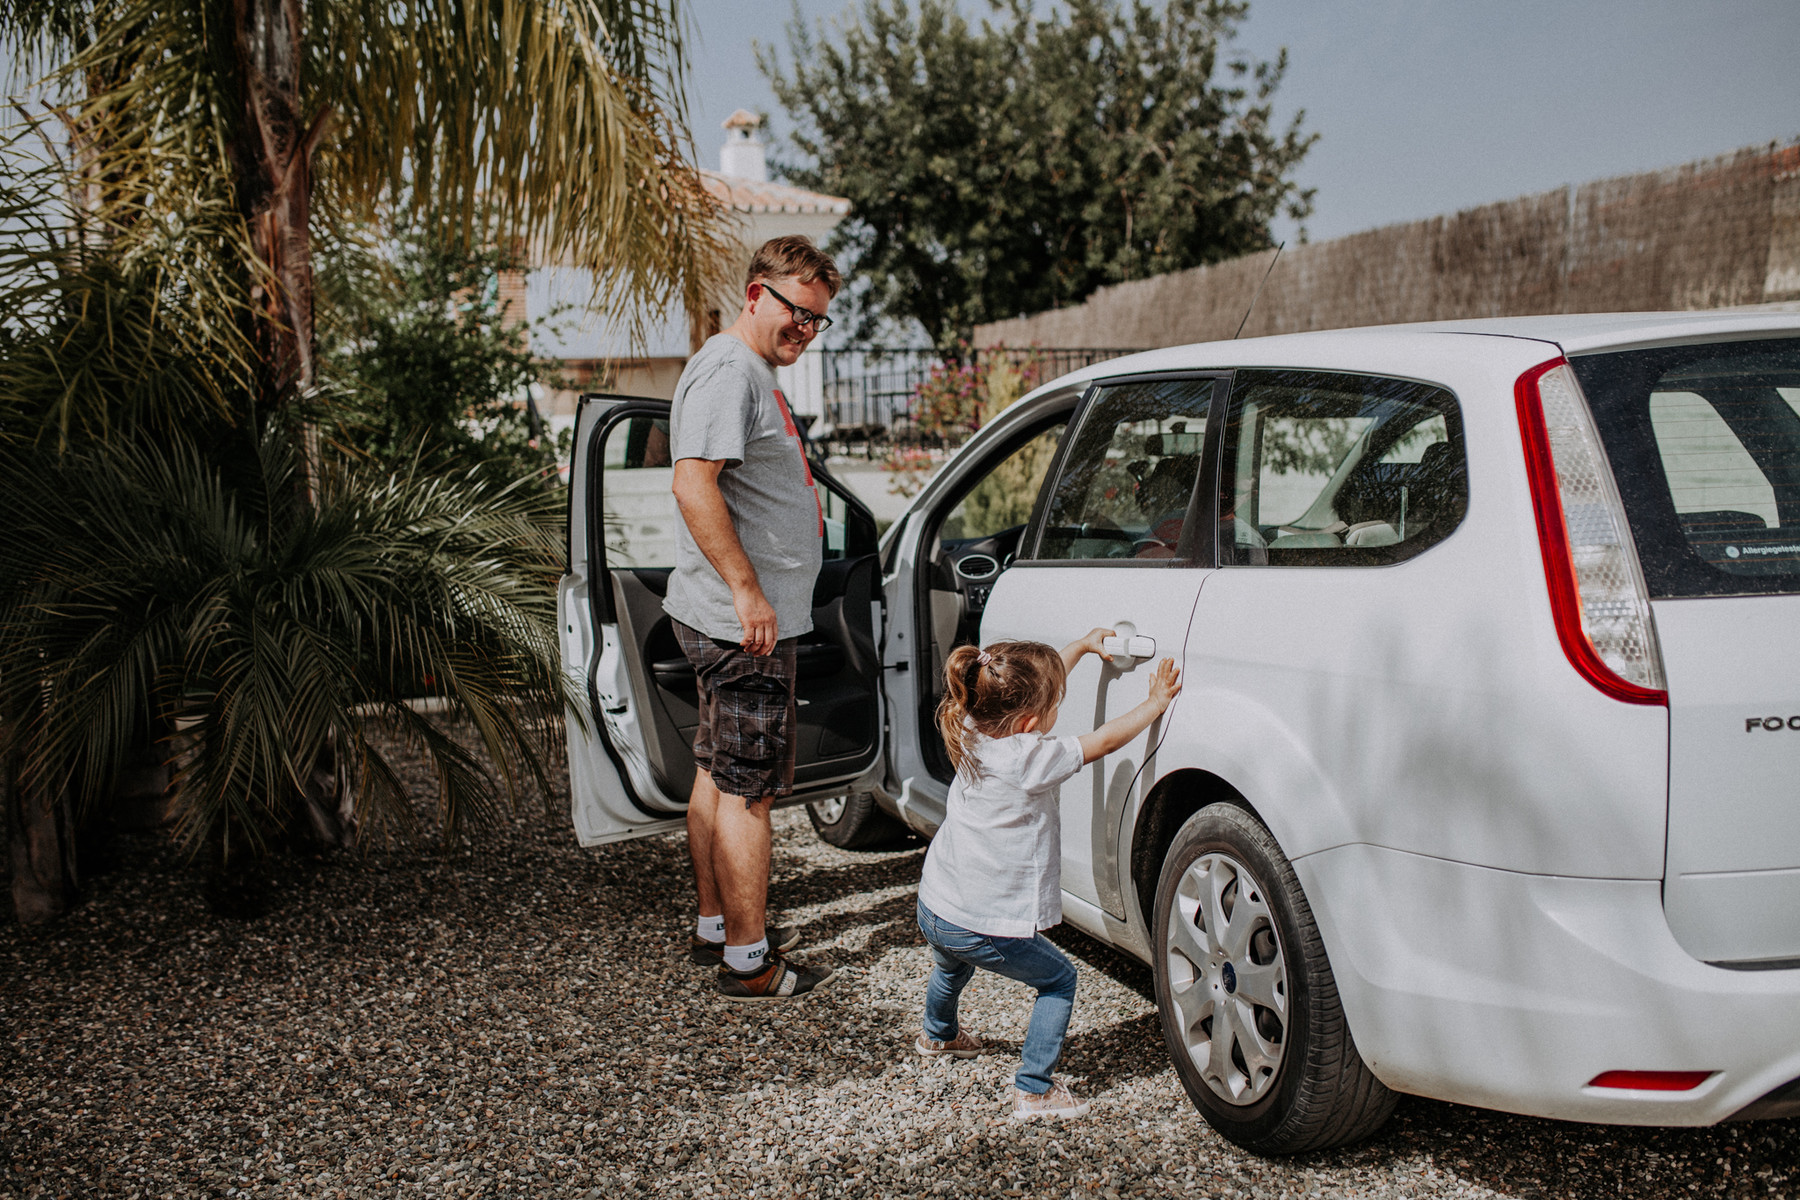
[557,311,1800,1153]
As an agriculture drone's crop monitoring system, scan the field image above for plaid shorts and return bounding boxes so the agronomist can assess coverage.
[672,619,799,802]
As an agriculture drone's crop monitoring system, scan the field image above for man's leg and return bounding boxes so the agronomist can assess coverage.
[686,767,724,923]
[713,792,774,947]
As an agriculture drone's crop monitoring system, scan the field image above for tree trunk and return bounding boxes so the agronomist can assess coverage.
[6,736,80,927]
[228,0,329,416]
[228,0,355,846]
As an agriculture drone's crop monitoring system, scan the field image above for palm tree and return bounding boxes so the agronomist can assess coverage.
[4,0,728,422]
[0,431,571,876]
[0,0,730,923]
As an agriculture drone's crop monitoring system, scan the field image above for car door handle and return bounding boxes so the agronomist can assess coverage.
[1102,636,1156,658]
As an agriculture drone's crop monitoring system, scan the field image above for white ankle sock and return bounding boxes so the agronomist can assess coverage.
[696,914,725,943]
[724,938,770,973]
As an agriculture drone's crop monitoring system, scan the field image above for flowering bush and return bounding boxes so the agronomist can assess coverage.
[884,344,1048,496]
[912,358,982,438]
[881,444,943,498]
[911,342,1048,438]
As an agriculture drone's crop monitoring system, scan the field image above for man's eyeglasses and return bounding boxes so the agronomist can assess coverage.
[760,283,833,333]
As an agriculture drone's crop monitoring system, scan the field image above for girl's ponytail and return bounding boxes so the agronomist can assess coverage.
[938,644,987,776]
[936,640,1066,780]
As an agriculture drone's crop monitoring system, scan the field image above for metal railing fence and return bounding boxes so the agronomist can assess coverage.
[810,346,1130,454]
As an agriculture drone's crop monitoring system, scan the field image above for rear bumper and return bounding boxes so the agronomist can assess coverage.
[1297,843,1800,1125]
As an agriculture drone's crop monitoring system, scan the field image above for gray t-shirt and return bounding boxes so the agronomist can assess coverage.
[663,333,823,642]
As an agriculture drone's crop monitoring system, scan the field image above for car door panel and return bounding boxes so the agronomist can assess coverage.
[880,392,1081,833]
[984,568,1208,917]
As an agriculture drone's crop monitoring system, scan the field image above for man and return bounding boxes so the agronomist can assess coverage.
[665,235,841,1000]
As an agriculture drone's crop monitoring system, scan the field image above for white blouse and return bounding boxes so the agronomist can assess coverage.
[917,731,1085,938]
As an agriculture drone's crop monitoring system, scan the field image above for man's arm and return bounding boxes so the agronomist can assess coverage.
[671,457,778,654]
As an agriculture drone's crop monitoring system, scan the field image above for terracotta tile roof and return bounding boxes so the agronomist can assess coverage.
[702,169,850,216]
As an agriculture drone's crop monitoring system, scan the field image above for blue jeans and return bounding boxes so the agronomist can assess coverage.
[916,898,1078,1094]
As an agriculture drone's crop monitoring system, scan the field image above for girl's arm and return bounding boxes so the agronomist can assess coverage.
[1060,627,1116,675]
[1078,658,1182,765]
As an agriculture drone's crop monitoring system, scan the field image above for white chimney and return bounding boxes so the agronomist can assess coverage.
[719,109,767,182]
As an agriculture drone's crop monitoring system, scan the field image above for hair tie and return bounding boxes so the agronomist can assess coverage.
[976,650,993,666]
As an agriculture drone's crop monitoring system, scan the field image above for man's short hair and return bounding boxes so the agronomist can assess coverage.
[746,235,842,298]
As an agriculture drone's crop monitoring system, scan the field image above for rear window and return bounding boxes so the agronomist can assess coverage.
[1571,337,1800,597]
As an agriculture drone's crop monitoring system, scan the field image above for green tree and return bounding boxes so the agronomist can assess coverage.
[317,213,568,478]
[761,0,1315,349]
[0,0,726,923]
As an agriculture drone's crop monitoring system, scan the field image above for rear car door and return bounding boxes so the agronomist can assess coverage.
[559,395,887,845]
[1570,338,1800,966]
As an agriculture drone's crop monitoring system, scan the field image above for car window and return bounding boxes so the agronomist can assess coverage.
[1649,391,1781,529]
[600,413,873,569]
[1571,338,1800,597]
[1035,379,1215,561]
[939,424,1065,542]
[1217,370,1467,566]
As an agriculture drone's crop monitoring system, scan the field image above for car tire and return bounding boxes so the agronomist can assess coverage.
[1152,803,1395,1154]
[806,792,912,850]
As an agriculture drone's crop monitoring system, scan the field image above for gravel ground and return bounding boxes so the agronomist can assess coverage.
[3,733,1796,1200]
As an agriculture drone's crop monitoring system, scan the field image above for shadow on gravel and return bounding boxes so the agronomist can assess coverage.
[1308,1094,1800,1199]
[770,845,925,910]
[1061,1011,1169,1092]
[798,888,925,968]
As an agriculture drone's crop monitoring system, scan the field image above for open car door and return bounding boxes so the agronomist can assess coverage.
[559,395,888,845]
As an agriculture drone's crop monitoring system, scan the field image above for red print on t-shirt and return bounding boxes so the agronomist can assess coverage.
[772,388,824,537]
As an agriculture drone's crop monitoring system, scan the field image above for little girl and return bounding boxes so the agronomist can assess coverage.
[914,628,1181,1121]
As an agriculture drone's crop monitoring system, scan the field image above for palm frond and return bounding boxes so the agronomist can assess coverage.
[0,79,257,443]
[315,0,733,347]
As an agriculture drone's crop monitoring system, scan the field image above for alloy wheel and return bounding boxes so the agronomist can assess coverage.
[1162,851,1289,1105]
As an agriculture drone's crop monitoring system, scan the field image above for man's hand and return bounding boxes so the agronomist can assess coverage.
[735,587,779,656]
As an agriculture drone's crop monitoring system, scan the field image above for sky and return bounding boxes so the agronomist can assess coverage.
[681,0,1800,245]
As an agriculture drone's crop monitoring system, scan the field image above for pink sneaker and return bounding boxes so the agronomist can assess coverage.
[915,1029,984,1059]
[1011,1080,1090,1121]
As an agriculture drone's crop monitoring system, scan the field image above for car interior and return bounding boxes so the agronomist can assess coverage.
[589,411,884,804]
[915,415,1071,779]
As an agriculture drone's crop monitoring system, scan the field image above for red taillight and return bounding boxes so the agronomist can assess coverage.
[1587,1070,1714,1091]
[1515,359,1667,706]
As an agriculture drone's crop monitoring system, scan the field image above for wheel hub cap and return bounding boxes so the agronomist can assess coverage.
[1162,851,1289,1107]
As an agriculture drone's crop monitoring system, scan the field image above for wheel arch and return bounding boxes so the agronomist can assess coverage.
[1129,768,1267,939]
